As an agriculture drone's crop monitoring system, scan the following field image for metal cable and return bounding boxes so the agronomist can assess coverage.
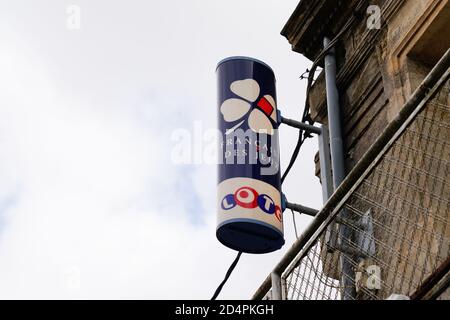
[211,251,243,300]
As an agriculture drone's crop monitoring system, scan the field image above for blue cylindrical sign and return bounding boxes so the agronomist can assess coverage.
[216,57,284,254]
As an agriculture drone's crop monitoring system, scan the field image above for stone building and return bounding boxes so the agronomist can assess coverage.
[280,0,449,299]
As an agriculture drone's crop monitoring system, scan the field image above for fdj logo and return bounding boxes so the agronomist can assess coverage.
[221,186,282,222]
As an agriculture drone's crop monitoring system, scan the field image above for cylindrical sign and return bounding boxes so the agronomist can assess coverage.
[216,56,284,254]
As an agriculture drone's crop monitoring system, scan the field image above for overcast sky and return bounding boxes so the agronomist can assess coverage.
[0,0,323,299]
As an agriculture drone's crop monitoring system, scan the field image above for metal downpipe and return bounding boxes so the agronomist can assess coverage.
[323,36,356,300]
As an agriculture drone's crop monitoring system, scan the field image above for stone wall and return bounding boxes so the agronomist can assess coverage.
[282,0,450,298]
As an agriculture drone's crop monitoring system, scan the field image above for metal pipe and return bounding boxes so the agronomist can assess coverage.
[271,272,282,300]
[426,274,450,300]
[318,124,338,253]
[323,36,355,300]
[251,49,450,300]
[318,125,333,201]
[324,37,346,189]
[280,116,322,135]
[410,255,450,300]
[286,202,319,217]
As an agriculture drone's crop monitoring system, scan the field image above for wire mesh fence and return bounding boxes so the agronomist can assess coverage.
[253,55,450,300]
[282,73,450,300]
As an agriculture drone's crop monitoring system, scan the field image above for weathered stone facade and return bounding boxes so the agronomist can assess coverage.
[282,0,449,298]
[283,0,449,171]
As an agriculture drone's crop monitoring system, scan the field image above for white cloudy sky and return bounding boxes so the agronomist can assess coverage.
[0,0,323,299]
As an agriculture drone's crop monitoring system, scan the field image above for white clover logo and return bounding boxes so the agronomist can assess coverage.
[220,79,277,135]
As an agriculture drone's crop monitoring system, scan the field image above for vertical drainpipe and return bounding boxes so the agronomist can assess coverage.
[323,37,356,300]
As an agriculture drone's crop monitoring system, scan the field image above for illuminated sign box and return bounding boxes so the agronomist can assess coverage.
[216,57,284,254]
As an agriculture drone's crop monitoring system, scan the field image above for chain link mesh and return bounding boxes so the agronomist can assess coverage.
[284,75,450,300]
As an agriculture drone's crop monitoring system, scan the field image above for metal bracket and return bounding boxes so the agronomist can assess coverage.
[277,110,322,135]
[286,201,319,217]
[280,116,322,135]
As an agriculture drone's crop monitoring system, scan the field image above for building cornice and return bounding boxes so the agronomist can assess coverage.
[281,0,366,61]
[309,0,406,122]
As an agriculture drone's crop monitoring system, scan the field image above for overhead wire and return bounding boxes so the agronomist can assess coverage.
[211,251,243,300]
